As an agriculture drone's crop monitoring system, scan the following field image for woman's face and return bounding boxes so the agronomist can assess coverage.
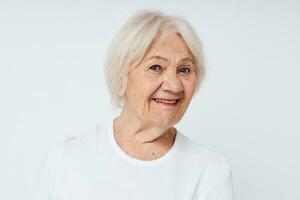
[123,31,197,128]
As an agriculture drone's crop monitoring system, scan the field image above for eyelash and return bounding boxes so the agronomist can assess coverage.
[149,64,161,72]
[178,67,191,74]
[149,65,192,74]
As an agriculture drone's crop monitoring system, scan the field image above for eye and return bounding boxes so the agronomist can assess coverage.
[149,64,161,72]
[178,66,191,74]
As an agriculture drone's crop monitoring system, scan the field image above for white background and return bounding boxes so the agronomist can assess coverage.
[1,0,299,199]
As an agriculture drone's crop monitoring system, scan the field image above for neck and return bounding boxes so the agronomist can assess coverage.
[113,106,175,145]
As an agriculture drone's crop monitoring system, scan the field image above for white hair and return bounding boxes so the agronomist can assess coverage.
[104,10,205,109]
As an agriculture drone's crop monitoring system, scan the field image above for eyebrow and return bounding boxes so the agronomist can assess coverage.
[180,57,195,64]
[145,55,195,64]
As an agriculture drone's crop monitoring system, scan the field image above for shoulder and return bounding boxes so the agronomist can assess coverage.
[48,119,110,159]
[45,123,104,164]
[177,132,231,172]
[177,132,233,194]
[36,123,107,198]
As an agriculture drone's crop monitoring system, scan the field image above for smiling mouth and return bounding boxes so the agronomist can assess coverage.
[151,98,181,106]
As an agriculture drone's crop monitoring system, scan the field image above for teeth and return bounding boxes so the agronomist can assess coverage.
[153,98,177,104]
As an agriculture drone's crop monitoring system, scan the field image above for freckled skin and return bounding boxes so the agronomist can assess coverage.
[113,30,197,160]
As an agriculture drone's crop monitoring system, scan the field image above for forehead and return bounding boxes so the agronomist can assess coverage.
[144,31,194,60]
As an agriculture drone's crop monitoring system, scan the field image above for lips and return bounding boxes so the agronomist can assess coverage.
[152,98,181,105]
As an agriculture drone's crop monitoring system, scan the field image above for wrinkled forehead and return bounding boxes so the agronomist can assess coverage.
[144,30,195,62]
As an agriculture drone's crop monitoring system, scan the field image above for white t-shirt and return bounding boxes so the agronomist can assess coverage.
[36,117,234,200]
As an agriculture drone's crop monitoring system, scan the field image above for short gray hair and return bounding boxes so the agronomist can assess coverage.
[104,10,205,109]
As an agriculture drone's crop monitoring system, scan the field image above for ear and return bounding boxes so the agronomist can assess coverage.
[117,77,127,97]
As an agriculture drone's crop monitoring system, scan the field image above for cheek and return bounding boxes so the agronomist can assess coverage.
[138,76,162,98]
[183,80,196,101]
[127,73,152,95]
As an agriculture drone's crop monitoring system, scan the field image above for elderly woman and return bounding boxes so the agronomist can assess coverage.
[36,10,234,200]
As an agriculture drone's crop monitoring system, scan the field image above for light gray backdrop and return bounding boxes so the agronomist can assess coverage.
[0,0,299,199]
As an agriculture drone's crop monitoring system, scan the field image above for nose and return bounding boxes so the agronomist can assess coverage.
[161,71,184,93]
